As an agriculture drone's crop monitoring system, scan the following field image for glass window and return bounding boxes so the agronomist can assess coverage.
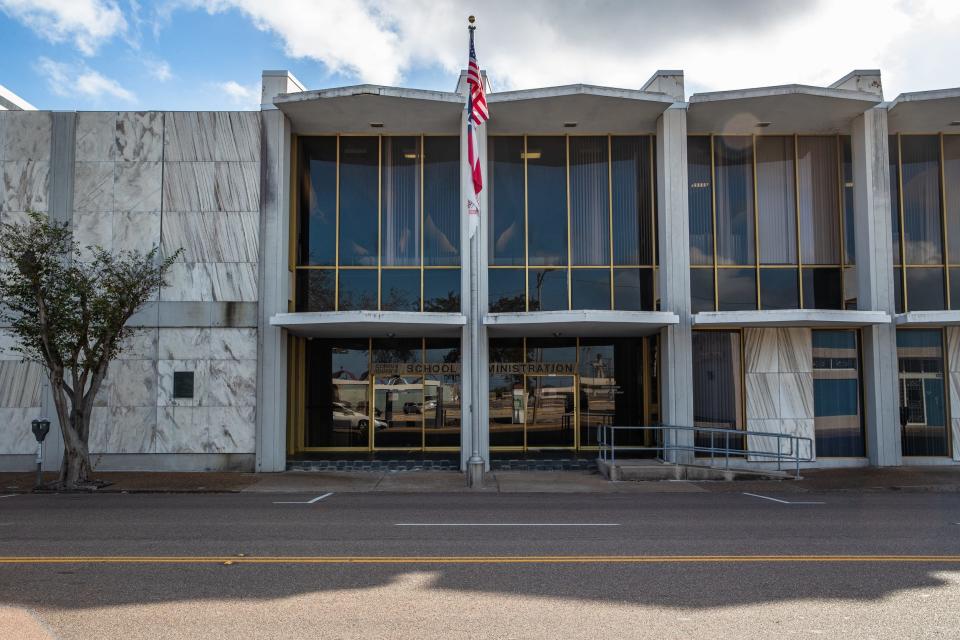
[760,268,799,310]
[489,269,525,312]
[372,338,422,449]
[570,136,610,266]
[305,339,370,448]
[578,338,645,448]
[528,268,567,311]
[423,136,460,266]
[337,270,377,310]
[946,136,960,265]
[381,136,421,266]
[338,136,379,266]
[901,135,943,265]
[423,269,461,312]
[812,330,864,457]
[897,329,948,456]
[797,136,840,265]
[527,136,568,266]
[380,269,420,311]
[571,269,610,310]
[688,137,713,266]
[904,267,945,311]
[756,136,796,265]
[950,267,960,311]
[890,136,902,265]
[801,267,842,310]
[612,136,654,265]
[716,268,756,311]
[489,137,525,266]
[488,337,525,448]
[714,136,755,265]
[842,136,855,265]
[298,137,337,265]
[424,338,461,448]
[894,267,904,314]
[614,268,653,311]
[690,268,715,313]
[692,330,743,429]
[295,270,335,312]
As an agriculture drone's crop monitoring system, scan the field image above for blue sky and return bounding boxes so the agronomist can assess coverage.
[3,1,960,111]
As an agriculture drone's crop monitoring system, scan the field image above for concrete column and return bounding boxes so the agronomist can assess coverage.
[255,108,292,472]
[656,105,694,463]
[852,107,902,466]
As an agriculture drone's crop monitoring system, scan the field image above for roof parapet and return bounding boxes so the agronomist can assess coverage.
[455,69,491,96]
[830,69,882,98]
[261,70,306,110]
[0,84,37,111]
[641,70,684,101]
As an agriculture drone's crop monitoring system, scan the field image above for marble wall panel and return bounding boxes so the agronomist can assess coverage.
[75,112,117,161]
[107,359,157,407]
[117,329,159,360]
[0,160,49,212]
[0,361,44,407]
[209,328,257,360]
[157,359,209,407]
[164,112,217,162]
[214,112,260,162]
[160,262,214,301]
[745,328,778,373]
[778,328,812,373]
[948,327,960,373]
[0,407,43,454]
[214,162,260,211]
[116,112,163,162]
[746,373,779,420]
[208,262,258,301]
[73,211,113,255]
[114,161,162,212]
[0,114,6,160]
[952,418,960,462]
[155,405,255,453]
[113,211,161,254]
[89,406,156,454]
[162,211,259,263]
[159,328,211,360]
[162,162,217,212]
[0,112,50,161]
[73,161,114,212]
[779,372,814,420]
[0,331,22,359]
[202,359,256,407]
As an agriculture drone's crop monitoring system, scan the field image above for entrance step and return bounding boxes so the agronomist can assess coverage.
[491,458,598,472]
[287,459,459,472]
[597,458,796,481]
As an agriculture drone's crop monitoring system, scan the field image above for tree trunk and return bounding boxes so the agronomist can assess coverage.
[49,378,93,489]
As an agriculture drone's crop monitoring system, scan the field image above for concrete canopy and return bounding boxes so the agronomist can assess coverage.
[887,88,960,133]
[693,310,890,328]
[274,85,464,134]
[486,85,675,134]
[895,311,960,327]
[270,311,466,338]
[687,85,881,134]
[484,310,678,337]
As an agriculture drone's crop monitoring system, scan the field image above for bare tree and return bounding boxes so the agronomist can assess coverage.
[0,213,179,489]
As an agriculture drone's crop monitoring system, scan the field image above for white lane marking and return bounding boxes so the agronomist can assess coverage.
[395,523,621,527]
[743,492,824,505]
[0,495,17,499]
[273,492,334,505]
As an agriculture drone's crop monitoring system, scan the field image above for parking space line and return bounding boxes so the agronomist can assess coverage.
[395,523,620,527]
[273,492,333,505]
[0,495,16,500]
[743,492,824,505]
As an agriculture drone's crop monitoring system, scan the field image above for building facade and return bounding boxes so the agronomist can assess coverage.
[0,68,959,473]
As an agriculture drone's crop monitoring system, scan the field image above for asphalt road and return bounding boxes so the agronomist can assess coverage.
[1,490,959,639]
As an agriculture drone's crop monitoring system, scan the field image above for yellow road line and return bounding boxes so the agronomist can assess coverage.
[0,555,959,565]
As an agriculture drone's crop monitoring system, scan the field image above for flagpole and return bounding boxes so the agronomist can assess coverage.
[466,15,485,488]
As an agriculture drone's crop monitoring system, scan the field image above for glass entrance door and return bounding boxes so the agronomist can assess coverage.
[525,376,576,448]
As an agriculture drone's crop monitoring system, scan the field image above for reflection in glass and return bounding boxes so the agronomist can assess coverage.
[690,268,715,313]
[760,268,799,310]
[798,136,840,265]
[424,374,461,447]
[692,330,743,429]
[890,136,902,265]
[578,339,645,448]
[372,338,422,449]
[526,375,575,447]
[570,136,609,265]
[527,136,568,266]
[423,269,461,312]
[339,136,378,266]
[951,268,960,311]
[424,136,460,266]
[802,268,842,310]
[489,374,524,447]
[526,337,577,363]
[756,136,796,265]
[571,269,610,310]
[298,136,337,265]
[946,136,960,264]
[904,267,946,311]
[612,136,654,265]
[813,330,864,457]
[380,269,420,311]
[381,136,421,266]
[894,267,904,314]
[843,265,858,310]
[614,268,653,311]
[714,136,754,265]
[296,270,335,312]
[337,270,377,310]
[528,268,567,311]
[489,137,525,266]
[305,339,370,448]
[897,330,948,456]
[688,137,714,265]
[489,269,525,312]
[900,135,943,265]
[842,136,856,265]
[717,268,756,311]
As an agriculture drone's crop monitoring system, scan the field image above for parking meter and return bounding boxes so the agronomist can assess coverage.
[31,418,50,489]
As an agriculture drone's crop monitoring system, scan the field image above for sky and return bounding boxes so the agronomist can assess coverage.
[2,0,960,111]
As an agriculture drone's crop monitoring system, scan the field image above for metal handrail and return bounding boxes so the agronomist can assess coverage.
[597,424,813,480]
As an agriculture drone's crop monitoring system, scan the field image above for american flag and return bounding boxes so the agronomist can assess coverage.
[466,26,487,217]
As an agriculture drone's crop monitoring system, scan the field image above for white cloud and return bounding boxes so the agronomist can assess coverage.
[145,57,173,82]
[217,80,260,108]
[36,57,136,102]
[0,0,127,55]
[173,0,960,98]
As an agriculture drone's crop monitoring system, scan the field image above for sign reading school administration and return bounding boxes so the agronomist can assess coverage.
[372,362,577,376]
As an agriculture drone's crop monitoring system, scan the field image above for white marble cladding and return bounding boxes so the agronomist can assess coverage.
[0,112,51,220]
[744,328,816,461]
[946,327,960,461]
[0,329,45,455]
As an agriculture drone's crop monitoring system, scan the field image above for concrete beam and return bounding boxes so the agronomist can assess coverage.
[261,70,305,110]
[641,70,685,101]
[830,70,883,98]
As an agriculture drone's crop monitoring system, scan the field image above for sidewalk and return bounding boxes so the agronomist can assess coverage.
[2,465,959,494]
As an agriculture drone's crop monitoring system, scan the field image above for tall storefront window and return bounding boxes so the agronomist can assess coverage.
[295,135,461,312]
[488,135,657,312]
[896,329,949,456]
[691,330,743,429]
[812,330,865,457]
[688,135,854,312]
[889,134,960,312]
